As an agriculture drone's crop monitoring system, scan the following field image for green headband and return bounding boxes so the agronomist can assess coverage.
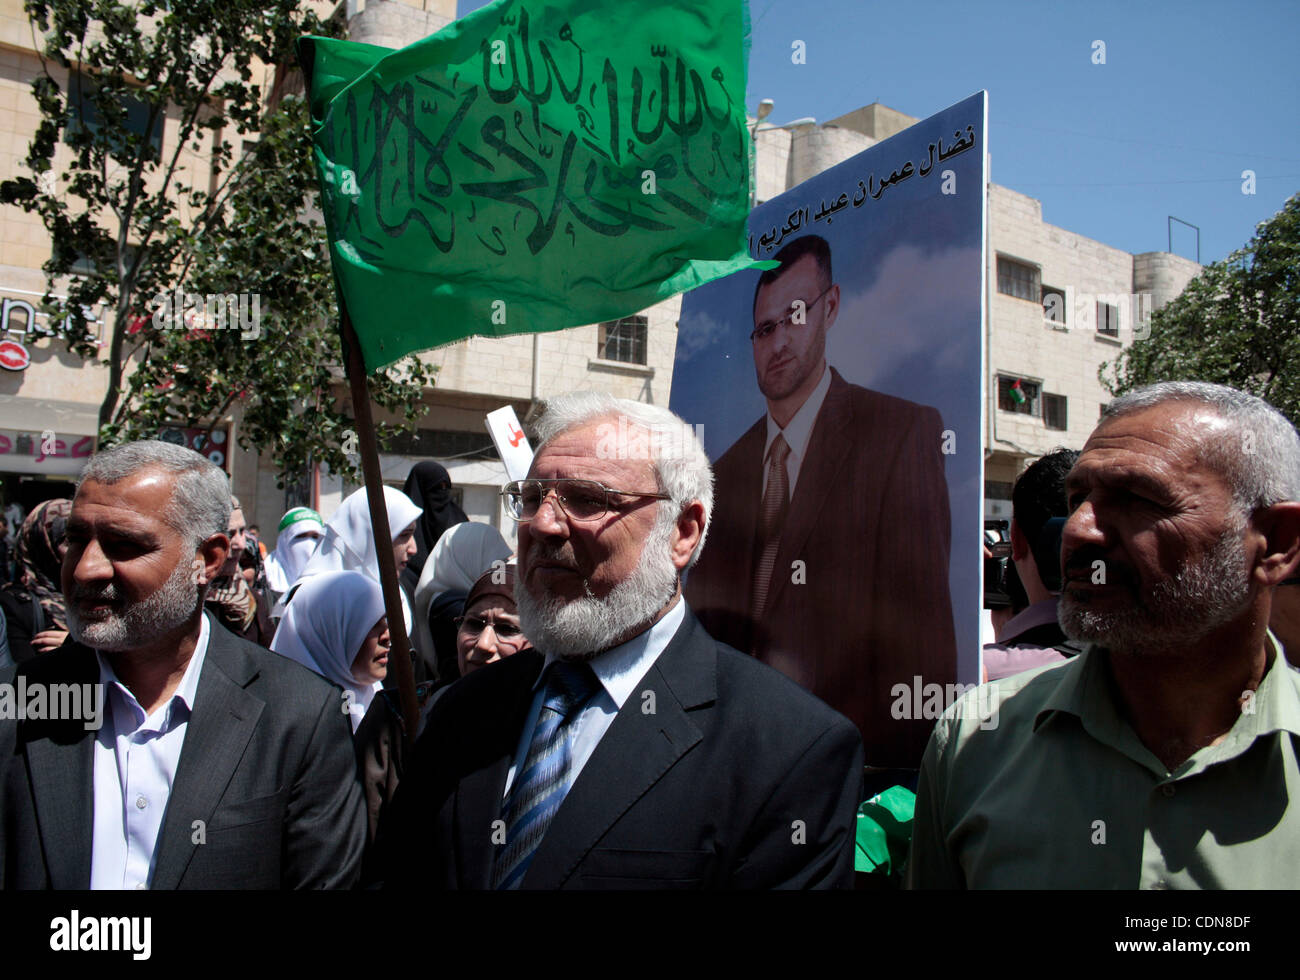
[278,507,323,533]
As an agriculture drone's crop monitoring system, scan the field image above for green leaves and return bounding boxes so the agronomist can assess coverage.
[4,0,428,486]
[1102,193,1300,426]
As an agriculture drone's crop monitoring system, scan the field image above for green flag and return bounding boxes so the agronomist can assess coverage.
[301,0,767,372]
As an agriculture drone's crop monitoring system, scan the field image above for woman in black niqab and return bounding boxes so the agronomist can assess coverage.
[400,461,469,594]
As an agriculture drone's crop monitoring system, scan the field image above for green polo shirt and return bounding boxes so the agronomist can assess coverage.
[906,635,1300,888]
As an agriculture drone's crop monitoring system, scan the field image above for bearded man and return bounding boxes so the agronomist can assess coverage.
[373,392,864,889]
[907,381,1300,889]
[0,440,365,889]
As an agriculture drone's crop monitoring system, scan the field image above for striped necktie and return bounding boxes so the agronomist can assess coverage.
[751,433,791,617]
[493,660,599,889]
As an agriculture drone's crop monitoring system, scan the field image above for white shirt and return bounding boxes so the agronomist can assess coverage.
[90,614,210,891]
[503,596,687,799]
[762,364,832,498]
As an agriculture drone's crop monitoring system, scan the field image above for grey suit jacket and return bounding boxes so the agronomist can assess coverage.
[373,605,864,889]
[0,613,366,889]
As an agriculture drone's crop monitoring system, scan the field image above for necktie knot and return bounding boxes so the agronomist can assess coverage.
[543,660,599,722]
[768,433,791,467]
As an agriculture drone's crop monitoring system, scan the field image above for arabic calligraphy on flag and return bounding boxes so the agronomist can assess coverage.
[301,0,767,372]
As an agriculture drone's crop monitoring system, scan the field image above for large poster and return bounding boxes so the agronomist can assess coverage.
[672,92,986,769]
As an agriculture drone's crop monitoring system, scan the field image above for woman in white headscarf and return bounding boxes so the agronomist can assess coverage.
[263,507,325,595]
[287,485,423,634]
[413,522,511,684]
[271,571,390,732]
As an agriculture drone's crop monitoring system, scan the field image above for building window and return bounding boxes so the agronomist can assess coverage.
[984,480,1014,501]
[66,70,163,159]
[997,256,1040,302]
[598,315,648,365]
[1041,284,1066,324]
[1043,393,1068,431]
[1099,402,1110,418]
[998,375,1040,415]
[1096,300,1120,337]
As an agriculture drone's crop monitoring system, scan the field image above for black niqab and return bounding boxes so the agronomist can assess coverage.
[401,461,469,589]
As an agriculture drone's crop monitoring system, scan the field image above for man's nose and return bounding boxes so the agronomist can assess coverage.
[71,538,113,584]
[1062,499,1107,560]
[530,491,570,537]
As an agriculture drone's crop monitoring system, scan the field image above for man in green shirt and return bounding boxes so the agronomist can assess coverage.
[908,381,1300,888]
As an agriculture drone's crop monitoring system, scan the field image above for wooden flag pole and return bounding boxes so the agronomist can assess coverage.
[339,305,421,748]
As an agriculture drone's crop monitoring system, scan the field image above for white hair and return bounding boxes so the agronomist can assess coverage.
[1104,382,1300,512]
[530,391,714,565]
[78,439,232,548]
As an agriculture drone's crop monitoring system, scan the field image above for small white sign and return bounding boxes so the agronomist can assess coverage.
[485,406,533,483]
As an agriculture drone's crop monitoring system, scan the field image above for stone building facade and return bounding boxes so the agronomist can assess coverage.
[1,0,1200,547]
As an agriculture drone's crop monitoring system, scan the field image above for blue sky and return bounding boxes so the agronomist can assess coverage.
[458,0,1299,264]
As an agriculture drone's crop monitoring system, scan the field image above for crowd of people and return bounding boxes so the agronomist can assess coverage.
[1,379,1298,889]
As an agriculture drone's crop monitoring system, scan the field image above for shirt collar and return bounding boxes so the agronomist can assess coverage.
[994,598,1062,643]
[1032,631,1300,773]
[765,364,831,461]
[96,613,211,730]
[540,594,686,711]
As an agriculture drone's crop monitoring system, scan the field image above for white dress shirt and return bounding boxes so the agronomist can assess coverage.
[762,364,832,497]
[503,596,687,798]
[90,613,210,890]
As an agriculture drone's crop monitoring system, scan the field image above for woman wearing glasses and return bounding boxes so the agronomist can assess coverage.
[454,564,532,675]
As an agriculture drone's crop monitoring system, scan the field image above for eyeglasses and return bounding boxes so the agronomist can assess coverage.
[454,615,529,650]
[501,478,671,524]
[750,285,834,342]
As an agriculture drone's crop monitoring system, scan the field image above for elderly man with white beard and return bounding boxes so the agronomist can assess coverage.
[373,392,864,890]
[907,381,1300,889]
[0,440,365,889]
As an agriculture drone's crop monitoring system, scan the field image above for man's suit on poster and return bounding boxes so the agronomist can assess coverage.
[0,613,367,889]
[685,368,957,768]
[373,606,865,889]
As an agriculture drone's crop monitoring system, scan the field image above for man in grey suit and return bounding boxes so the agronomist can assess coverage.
[375,393,863,889]
[0,440,365,889]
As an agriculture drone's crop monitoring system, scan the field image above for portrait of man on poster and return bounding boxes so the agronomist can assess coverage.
[685,233,957,767]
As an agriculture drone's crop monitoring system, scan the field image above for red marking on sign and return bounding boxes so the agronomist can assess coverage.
[0,340,30,371]
[508,424,525,448]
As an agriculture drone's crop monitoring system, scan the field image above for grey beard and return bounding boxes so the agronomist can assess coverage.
[67,554,203,652]
[1058,520,1252,655]
[515,513,679,661]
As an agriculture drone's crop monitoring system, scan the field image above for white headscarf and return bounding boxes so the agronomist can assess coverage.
[271,570,386,732]
[412,522,512,666]
[264,508,325,593]
[291,485,423,633]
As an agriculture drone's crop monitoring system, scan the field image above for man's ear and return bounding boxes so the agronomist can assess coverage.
[194,533,229,587]
[1251,502,1300,587]
[669,501,706,572]
[823,283,840,330]
[1009,518,1029,562]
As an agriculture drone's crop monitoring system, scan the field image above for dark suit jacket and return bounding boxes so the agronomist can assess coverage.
[685,368,957,768]
[0,613,366,889]
[373,606,864,889]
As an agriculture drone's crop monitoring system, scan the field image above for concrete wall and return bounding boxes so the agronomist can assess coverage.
[348,0,455,49]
